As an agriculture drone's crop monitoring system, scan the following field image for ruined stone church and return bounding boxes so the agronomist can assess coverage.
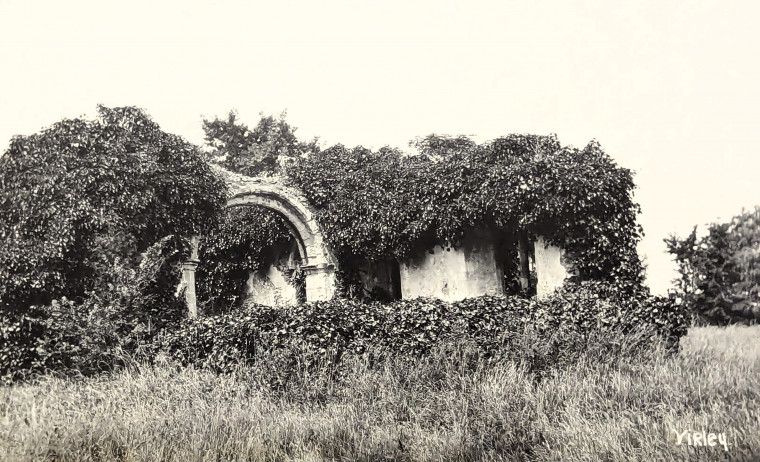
[181,166,571,314]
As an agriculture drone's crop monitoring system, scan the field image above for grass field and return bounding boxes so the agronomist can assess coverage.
[1,326,758,461]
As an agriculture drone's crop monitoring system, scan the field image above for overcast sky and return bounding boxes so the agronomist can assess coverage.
[1,0,758,294]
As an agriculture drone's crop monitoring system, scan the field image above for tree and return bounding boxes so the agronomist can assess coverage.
[202,110,319,176]
[0,105,227,315]
[666,207,760,324]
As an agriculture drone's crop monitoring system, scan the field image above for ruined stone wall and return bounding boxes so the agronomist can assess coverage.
[244,240,301,307]
[534,235,570,298]
[462,229,505,297]
[246,265,299,306]
[201,165,572,309]
[399,229,504,302]
[213,165,338,304]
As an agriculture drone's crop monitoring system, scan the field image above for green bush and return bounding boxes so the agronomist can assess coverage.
[0,237,187,383]
[666,207,760,325]
[0,106,226,382]
[0,106,226,317]
[537,281,688,346]
[152,307,265,371]
[154,300,374,373]
[0,312,44,383]
[2,277,686,383]
[3,279,686,383]
[154,282,688,377]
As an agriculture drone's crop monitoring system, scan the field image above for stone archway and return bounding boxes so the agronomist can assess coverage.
[183,166,337,316]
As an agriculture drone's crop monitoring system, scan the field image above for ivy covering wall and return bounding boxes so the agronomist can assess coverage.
[285,134,644,293]
[199,109,646,304]
[196,206,295,313]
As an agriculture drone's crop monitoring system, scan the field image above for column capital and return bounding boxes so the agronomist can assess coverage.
[182,259,200,271]
[301,263,334,275]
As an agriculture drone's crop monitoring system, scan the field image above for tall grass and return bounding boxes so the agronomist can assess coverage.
[1,326,758,461]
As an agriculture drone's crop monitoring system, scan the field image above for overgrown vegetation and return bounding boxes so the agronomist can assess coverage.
[155,281,686,378]
[0,109,676,384]
[2,326,758,461]
[0,108,752,460]
[666,206,760,324]
[195,206,294,314]
[1,280,686,383]
[0,106,226,313]
[201,112,646,300]
[0,106,226,380]
[286,135,645,292]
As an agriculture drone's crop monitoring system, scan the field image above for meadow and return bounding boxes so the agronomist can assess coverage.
[1,325,758,462]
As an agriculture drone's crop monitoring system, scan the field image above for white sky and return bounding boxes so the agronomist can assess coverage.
[1,0,758,294]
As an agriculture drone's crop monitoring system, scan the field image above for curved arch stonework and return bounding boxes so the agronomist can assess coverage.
[217,166,337,303]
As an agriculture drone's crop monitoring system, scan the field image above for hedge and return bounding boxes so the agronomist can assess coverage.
[155,282,687,374]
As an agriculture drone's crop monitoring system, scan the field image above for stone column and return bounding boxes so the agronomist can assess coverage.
[534,236,569,299]
[302,263,336,302]
[183,236,200,318]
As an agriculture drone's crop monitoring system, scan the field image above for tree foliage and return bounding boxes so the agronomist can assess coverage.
[0,105,227,314]
[202,110,319,176]
[666,207,760,324]
[0,106,229,379]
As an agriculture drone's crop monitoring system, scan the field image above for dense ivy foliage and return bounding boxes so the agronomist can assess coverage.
[0,237,186,382]
[286,134,644,290]
[0,106,227,313]
[666,206,760,324]
[196,206,295,314]
[0,107,226,381]
[202,113,644,299]
[156,282,686,377]
[0,277,689,382]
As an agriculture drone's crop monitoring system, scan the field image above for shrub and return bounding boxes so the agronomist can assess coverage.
[153,282,688,378]
[153,307,266,371]
[0,106,226,382]
[3,278,686,383]
[0,312,44,383]
[0,237,187,382]
[666,207,760,325]
[536,281,688,347]
[154,300,378,373]
[0,106,226,316]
